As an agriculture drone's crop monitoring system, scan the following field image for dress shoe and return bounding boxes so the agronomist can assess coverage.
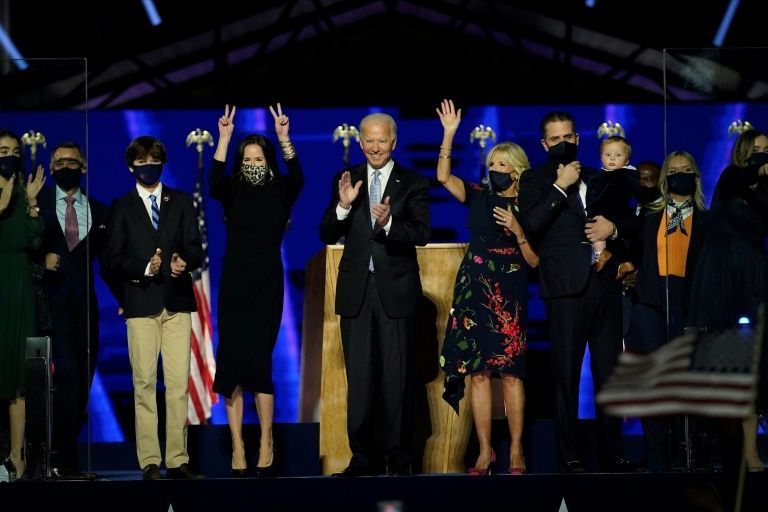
[605,456,639,473]
[387,464,412,476]
[467,450,496,476]
[562,459,586,473]
[509,455,527,475]
[231,468,249,478]
[142,464,162,480]
[52,467,98,480]
[166,463,204,480]
[332,464,375,477]
[616,261,636,281]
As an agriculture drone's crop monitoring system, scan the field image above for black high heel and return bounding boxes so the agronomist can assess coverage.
[254,450,277,478]
[231,468,249,478]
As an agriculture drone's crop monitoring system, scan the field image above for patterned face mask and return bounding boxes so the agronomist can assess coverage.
[240,163,273,186]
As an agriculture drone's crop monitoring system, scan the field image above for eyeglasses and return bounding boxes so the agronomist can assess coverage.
[545,133,577,145]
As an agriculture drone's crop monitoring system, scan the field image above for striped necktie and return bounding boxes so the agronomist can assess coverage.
[149,194,160,230]
[369,170,382,272]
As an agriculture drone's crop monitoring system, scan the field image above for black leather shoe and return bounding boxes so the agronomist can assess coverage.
[52,467,98,480]
[231,468,249,478]
[253,463,276,479]
[563,460,586,473]
[387,464,412,476]
[331,464,375,477]
[166,463,204,480]
[142,464,162,480]
[605,456,639,473]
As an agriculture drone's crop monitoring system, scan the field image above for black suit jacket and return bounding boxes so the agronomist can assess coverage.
[519,159,639,299]
[36,185,111,318]
[318,161,431,318]
[105,185,203,318]
[634,207,709,312]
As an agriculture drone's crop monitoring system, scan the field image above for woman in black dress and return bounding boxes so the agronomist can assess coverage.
[689,129,768,471]
[436,100,539,475]
[210,104,303,477]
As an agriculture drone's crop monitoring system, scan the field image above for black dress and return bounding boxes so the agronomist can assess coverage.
[440,180,529,413]
[210,157,303,398]
[689,163,768,412]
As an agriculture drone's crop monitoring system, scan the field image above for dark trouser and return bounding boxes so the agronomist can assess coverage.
[626,275,686,471]
[546,269,623,469]
[340,273,414,471]
[51,306,99,471]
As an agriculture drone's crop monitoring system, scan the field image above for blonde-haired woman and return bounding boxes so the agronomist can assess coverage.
[627,150,708,471]
[436,100,538,475]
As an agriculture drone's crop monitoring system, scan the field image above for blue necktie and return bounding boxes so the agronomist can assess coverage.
[149,194,160,230]
[369,170,382,272]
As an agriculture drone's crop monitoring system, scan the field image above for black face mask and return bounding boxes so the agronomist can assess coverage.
[52,167,83,191]
[0,155,22,179]
[547,141,578,163]
[488,171,515,192]
[131,163,163,187]
[666,172,697,196]
[748,151,768,168]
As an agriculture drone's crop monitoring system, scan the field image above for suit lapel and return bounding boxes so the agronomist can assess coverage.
[155,187,174,238]
[382,163,402,206]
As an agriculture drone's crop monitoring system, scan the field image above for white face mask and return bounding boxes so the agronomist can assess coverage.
[240,163,273,186]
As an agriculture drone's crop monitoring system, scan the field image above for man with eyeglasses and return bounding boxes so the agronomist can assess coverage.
[519,112,637,474]
[31,142,111,479]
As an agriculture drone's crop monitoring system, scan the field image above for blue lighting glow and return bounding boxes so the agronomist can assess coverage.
[713,0,740,47]
[738,316,751,325]
[0,24,28,70]
[141,0,163,27]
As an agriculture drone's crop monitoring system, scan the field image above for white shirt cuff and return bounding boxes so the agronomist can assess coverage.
[552,183,567,197]
[335,203,351,220]
[144,261,153,277]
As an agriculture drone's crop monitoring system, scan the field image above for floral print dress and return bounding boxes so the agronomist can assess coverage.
[440,180,528,413]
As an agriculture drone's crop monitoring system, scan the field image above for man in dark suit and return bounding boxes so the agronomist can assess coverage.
[105,136,203,480]
[319,113,430,476]
[33,142,110,479]
[519,112,636,473]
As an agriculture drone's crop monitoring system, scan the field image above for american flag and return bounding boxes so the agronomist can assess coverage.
[187,174,218,424]
[596,317,763,419]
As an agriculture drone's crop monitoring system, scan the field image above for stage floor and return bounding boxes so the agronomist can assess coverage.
[2,471,767,512]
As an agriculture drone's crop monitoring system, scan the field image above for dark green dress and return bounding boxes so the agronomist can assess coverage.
[0,182,44,400]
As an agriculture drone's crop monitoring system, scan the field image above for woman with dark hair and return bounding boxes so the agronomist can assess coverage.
[627,150,709,471]
[210,105,304,477]
[0,128,46,480]
[689,129,768,472]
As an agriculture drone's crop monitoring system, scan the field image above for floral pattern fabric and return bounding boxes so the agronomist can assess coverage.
[440,180,529,413]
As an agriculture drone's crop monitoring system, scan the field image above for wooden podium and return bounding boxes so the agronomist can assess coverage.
[299,243,474,474]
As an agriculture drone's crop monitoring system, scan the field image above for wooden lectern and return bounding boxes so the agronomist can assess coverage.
[300,243,474,474]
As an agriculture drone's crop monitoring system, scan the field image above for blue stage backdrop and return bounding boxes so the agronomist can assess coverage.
[4,102,767,442]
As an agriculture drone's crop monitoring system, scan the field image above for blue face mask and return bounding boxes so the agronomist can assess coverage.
[0,155,22,179]
[132,163,163,186]
[488,171,515,192]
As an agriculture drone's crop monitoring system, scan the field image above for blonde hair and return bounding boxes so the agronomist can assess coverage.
[485,142,530,193]
[600,135,632,160]
[648,150,706,212]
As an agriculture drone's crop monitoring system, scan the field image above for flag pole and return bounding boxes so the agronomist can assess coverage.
[332,123,359,168]
[185,128,216,424]
[470,124,495,182]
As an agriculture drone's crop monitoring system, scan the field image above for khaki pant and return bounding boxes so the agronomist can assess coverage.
[127,309,191,469]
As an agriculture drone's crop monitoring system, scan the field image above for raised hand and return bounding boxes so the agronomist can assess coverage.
[436,98,461,134]
[371,196,391,227]
[26,165,46,201]
[0,174,14,212]
[170,252,187,277]
[149,248,162,276]
[493,204,524,238]
[219,104,236,139]
[269,103,290,140]
[338,170,363,209]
